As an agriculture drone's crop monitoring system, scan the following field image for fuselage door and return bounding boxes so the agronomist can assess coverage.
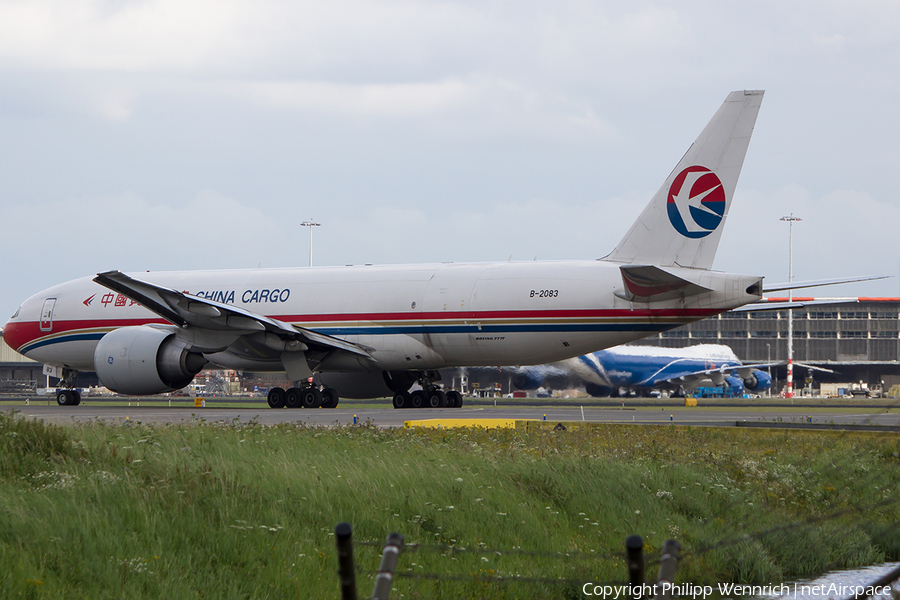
[40,298,56,332]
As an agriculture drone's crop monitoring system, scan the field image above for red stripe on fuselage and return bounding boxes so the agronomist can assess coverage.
[3,318,169,352]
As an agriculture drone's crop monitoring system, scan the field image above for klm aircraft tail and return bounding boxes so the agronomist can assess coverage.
[606,90,764,270]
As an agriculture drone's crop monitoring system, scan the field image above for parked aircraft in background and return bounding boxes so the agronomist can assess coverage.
[5,90,794,409]
[505,344,773,397]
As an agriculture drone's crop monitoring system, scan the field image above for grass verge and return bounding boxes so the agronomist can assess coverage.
[0,410,897,599]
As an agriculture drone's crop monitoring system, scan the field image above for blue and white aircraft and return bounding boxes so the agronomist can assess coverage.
[507,344,772,397]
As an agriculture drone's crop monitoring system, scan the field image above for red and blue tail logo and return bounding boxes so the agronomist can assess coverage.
[666,166,725,239]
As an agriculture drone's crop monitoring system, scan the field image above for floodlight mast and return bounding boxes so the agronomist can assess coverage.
[780,213,801,399]
[300,219,321,267]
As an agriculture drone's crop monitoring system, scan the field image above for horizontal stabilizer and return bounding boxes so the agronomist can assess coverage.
[763,275,887,293]
[618,265,712,301]
[731,298,858,312]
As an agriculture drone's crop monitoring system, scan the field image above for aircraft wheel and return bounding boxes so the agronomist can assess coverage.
[267,387,286,408]
[410,390,426,409]
[427,390,445,408]
[321,388,339,409]
[392,393,410,409]
[301,388,322,409]
[285,387,303,409]
[56,389,73,406]
[447,390,463,408]
[72,391,82,406]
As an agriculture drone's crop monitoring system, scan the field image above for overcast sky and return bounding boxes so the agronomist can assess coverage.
[1,0,898,321]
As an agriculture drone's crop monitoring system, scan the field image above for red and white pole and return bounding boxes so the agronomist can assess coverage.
[787,358,793,398]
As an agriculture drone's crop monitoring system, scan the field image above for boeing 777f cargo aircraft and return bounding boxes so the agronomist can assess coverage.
[5,90,768,409]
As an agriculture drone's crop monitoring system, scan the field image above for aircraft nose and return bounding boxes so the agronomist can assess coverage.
[2,319,28,354]
[3,303,33,355]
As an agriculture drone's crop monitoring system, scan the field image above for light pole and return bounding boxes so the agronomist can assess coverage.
[300,219,321,267]
[780,213,801,399]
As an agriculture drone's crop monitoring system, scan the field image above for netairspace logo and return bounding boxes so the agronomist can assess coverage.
[581,582,894,598]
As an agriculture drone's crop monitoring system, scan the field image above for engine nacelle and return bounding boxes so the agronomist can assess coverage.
[584,382,616,398]
[94,326,207,395]
[725,375,745,397]
[315,371,415,399]
[743,370,772,392]
[511,368,546,391]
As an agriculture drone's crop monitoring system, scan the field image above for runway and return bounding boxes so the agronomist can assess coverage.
[3,401,899,430]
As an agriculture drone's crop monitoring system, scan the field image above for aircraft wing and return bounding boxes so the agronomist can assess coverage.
[93,270,372,359]
[662,360,832,389]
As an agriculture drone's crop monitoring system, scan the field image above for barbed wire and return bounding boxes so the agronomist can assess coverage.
[387,570,603,587]
[355,539,623,562]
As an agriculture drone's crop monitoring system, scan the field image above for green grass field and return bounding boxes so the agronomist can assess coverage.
[1,411,898,599]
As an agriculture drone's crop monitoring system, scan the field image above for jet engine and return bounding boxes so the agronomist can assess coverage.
[742,370,772,392]
[724,376,745,397]
[511,368,546,391]
[315,370,416,399]
[94,326,207,395]
[584,382,616,398]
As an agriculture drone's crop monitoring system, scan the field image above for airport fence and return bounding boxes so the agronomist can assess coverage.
[330,493,900,600]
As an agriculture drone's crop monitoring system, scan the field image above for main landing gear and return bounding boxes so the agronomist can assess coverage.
[56,389,81,406]
[392,388,463,409]
[267,385,340,409]
[56,368,81,406]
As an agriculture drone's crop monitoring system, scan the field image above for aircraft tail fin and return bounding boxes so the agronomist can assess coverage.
[605,90,764,270]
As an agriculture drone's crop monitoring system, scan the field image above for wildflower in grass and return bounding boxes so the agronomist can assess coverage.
[90,471,120,484]
[27,471,79,492]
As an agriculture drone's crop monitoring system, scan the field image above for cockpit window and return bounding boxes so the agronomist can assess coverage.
[11,307,19,319]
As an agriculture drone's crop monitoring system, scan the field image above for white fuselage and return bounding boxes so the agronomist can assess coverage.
[4,260,761,374]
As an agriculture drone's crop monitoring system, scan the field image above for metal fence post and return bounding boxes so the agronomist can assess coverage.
[335,522,357,600]
[654,539,681,600]
[625,535,644,600]
[371,532,404,600]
